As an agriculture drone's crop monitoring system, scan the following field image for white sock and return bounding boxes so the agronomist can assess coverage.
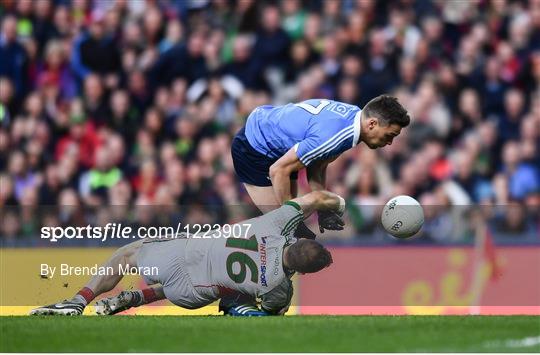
[71,294,88,306]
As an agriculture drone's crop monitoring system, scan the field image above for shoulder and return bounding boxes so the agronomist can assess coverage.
[311,115,354,140]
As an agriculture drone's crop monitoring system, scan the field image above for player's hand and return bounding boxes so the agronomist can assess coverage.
[318,210,345,233]
[227,305,270,317]
[294,221,316,240]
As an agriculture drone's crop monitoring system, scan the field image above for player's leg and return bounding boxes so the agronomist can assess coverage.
[232,126,283,213]
[95,285,165,315]
[243,183,280,213]
[218,292,260,315]
[30,240,144,316]
[84,240,143,296]
[232,126,313,234]
[244,177,314,236]
[243,174,298,212]
[99,237,214,315]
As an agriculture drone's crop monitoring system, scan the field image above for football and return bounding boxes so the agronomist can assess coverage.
[381,195,424,239]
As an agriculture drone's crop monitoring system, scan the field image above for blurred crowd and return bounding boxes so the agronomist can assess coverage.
[1,0,539,245]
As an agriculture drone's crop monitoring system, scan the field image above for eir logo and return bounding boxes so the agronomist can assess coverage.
[391,221,403,231]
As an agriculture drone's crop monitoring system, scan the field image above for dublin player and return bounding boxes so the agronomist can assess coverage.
[232,94,410,237]
[29,190,342,316]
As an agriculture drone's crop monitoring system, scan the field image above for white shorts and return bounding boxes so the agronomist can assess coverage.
[137,238,215,309]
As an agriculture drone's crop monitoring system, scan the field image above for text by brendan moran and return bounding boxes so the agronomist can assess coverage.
[40,263,159,279]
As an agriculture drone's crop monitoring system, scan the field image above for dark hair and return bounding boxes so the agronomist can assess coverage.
[363,95,410,127]
[286,239,333,273]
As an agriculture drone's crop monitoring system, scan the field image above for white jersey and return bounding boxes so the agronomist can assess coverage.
[183,203,303,301]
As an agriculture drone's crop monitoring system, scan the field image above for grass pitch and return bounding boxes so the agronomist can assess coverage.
[1,315,539,352]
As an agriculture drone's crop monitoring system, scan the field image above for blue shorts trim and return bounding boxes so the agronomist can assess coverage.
[231,127,297,187]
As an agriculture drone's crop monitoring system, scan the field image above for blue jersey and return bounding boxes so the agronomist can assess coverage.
[245,99,361,166]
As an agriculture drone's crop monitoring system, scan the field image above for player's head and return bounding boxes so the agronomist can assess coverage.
[284,239,333,273]
[361,95,410,149]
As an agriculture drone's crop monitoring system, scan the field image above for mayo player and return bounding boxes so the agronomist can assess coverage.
[29,190,343,316]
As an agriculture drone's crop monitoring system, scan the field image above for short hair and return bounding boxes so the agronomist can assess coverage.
[286,239,333,273]
[362,95,410,127]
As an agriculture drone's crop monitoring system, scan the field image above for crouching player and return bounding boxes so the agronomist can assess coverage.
[30,190,343,316]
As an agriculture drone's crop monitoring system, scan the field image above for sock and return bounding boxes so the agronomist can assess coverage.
[131,288,159,306]
[72,287,95,305]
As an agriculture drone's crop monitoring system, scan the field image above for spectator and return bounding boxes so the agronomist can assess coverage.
[79,146,122,205]
[252,5,291,73]
[38,40,77,100]
[492,200,538,240]
[7,150,38,203]
[0,15,29,99]
[501,141,540,200]
[71,9,121,81]
[499,89,526,142]
[149,30,207,88]
[222,35,266,90]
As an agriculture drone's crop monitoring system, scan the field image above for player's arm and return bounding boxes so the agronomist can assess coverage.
[305,157,344,232]
[291,190,345,218]
[269,147,305,203]
[260,277,293,315]
[269,190,344,239]
[306,155,338,191]
[306,159,327,191]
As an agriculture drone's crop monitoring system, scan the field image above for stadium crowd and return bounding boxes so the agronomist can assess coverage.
[0,0,539,245]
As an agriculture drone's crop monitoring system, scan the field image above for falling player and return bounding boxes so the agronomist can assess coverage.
[30,190,343,316]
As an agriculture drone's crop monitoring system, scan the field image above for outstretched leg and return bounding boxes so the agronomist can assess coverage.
[31,240,145,316]
[83,240,143,297]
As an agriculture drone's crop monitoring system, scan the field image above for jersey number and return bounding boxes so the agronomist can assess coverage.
[295,100,330,115]
[225,235,258,284]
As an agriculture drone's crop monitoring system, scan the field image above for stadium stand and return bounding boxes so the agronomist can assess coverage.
[0,0,539,246]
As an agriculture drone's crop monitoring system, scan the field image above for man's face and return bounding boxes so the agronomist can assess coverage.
[90,22,104,39]
[363,118,402,149]
[2,17,17,42]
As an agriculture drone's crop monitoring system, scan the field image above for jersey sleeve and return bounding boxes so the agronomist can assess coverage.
[260,202,304,239]
[294,119,354,167]
[279,202,304,238]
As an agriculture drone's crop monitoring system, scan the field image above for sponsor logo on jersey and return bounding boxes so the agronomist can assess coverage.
[273,250,280,276]
[259,237,268,287]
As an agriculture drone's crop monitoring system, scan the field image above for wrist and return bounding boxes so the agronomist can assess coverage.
[337,195,346,215]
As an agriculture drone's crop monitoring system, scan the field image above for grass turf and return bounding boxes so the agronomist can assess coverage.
[1,315,539,352]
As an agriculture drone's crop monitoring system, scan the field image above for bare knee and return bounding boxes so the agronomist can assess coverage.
[111,240,142,267]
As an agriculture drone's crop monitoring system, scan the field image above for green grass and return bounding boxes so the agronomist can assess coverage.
[1,316,539,352]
